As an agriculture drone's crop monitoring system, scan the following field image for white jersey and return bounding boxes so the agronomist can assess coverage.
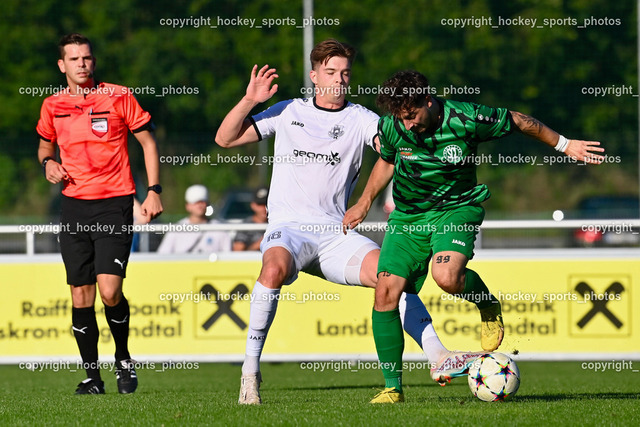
[252,97,378,225]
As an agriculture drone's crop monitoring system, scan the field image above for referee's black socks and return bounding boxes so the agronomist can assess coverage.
[72,306,101,381]
[105,296,131,362]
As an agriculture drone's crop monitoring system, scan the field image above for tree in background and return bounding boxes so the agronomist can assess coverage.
[0,0,636,217]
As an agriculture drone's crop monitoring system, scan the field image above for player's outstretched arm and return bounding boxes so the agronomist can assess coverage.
[135,130,163,222]
[342,158,395,234]
[510,111,605,164]
[215,64,279,148]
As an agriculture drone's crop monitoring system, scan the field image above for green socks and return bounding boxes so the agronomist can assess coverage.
[372,308,404,392]
[461,268,498,310]
[371,269,495,393]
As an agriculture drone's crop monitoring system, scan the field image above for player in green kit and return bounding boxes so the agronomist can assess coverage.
[343,70,605,403]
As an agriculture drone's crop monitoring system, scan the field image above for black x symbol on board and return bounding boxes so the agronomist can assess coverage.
[575,281,624,329]
[200,283,249,331]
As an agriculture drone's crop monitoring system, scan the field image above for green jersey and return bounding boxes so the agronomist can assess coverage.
[378,98,514,214]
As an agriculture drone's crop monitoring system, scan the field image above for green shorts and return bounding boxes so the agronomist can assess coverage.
[377,205,484,294]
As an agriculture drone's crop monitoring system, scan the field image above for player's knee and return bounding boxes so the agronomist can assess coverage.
[70,285,95,307]
[257,263,288,288]
[100,290,122,307]
[374,279,402,309]
[432,270,464,294]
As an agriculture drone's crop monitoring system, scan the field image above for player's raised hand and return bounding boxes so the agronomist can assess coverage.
[564,139,605,164]
[342,201,371,235]
[245,64,279,104]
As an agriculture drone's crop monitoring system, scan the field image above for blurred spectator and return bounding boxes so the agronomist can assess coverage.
[232,187,268,251]
[157,185,232,253]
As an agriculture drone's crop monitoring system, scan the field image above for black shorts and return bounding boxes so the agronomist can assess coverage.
[60,195,134,286]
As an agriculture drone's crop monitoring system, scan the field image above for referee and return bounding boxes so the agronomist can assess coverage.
[37,33,163,394]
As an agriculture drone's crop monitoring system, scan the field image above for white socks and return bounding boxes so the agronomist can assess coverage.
[399,293,448,363]
[241,284,447,374]
[241,282,281,375]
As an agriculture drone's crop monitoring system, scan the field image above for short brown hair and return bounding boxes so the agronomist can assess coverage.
[309,39,356,70]
[58,33,93,60]
[376,70,431,116]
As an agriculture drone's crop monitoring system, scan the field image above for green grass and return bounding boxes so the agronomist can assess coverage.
[0,361,639,426]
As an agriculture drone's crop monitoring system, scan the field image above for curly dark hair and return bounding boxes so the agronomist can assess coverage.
[376,70,430,116]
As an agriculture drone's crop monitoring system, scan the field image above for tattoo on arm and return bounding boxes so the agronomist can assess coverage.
[380,271,391,277]
[435,255,451,264]
[512,111,544,136]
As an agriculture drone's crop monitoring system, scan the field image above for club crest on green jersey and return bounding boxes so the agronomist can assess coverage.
[441,145,464,164]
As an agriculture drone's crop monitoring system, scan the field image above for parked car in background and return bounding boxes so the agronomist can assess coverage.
[570,196,640,247]
[215,189,255,221]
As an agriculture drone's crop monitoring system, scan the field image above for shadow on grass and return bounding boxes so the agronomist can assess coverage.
[273,381,468,391]
[272,384,381,391]
[517,392,640,402]
[396,391,640,405]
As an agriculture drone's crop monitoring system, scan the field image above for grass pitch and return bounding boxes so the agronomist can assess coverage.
[1,361,639,426]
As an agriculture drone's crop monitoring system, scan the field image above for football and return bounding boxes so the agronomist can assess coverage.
[468,353,520,402]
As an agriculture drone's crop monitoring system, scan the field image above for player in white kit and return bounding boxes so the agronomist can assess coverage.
[216,40,476,405]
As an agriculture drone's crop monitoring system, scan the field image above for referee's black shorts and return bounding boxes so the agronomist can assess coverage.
[59,195,134,286]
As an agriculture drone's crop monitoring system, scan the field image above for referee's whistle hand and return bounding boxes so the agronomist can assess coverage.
[45,161,69,184]
[140,194,163,222]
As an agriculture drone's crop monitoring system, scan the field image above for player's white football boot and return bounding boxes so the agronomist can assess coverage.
[238,372,262,405]
[430,351,487,386]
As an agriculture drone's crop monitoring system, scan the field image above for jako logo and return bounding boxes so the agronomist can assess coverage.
[452,239,466,246]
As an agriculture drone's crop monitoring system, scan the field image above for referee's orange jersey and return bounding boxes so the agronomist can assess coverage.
[37,82,152,200]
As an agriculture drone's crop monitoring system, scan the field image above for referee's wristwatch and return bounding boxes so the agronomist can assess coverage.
[42,156,55,177]
[147,184,163,194]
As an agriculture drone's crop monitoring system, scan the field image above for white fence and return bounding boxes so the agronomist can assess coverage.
[0,219,639,255]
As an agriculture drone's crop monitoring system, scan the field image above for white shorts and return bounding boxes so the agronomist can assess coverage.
[260,222,379,286]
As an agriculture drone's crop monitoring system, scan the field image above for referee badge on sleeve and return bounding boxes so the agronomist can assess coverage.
[91,117,108,137]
